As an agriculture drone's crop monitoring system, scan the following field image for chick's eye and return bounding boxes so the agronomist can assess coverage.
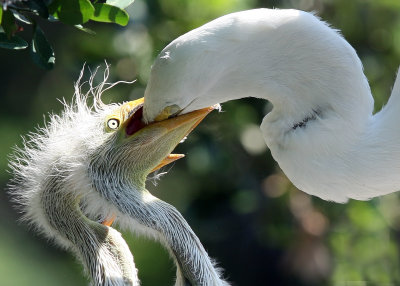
[107,118,120,130]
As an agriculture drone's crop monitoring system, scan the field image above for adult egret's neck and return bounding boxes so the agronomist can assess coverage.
[40,173,138,285]
[144,10,381,202]
[93,180,228,286]
[143,9,374,126]
[264,68,400,203]
[144,9,400,203]
[334,71,400,201]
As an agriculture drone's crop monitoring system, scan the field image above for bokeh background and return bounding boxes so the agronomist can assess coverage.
[2,0,400,285]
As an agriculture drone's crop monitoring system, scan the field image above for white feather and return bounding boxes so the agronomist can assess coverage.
[9,65,229,285]
[143,8,399,203]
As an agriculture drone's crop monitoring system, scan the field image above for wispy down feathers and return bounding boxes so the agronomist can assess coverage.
[8,66,140,285]
[8,64,228,286]
[8,65,123,234]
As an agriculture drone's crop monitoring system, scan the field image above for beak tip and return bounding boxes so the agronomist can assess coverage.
[151,153,185,172]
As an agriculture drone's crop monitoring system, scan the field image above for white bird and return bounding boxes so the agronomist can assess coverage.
[8,68,228,286]
[143,8,400,203]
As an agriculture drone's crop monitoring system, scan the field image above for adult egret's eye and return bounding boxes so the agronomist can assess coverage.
[107,118,120,130]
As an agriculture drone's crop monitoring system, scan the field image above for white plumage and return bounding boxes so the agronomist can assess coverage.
[9,68,228,286]
[143,8,400,203]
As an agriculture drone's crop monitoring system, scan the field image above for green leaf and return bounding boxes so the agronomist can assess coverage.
[0,32,28,49]
[48,0,94,25]
[27,0,49,18]
[91,3,129,26]
[30,25,55,69]
[1,10,17,38]
[106,0,135,9]
[74,24,96,35]
[12,11,33,25]
[0,7,3,25]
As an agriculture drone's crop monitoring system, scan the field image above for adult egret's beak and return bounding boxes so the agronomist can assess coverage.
[153,104,182,122]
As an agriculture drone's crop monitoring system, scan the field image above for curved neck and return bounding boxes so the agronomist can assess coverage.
[41,176,138,285]
[148,199,223,286]
[144,9,374,126]
[264,69,400,203]
[338,75,400,200]
[97,183,228,286]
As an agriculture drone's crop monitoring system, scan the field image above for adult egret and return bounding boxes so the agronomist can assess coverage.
[9,68,228,286]
[143,8,400,203]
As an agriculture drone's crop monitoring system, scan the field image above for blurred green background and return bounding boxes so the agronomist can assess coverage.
[2,0,400,285]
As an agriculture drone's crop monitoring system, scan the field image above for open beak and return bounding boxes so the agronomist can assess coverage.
[102,98,213,227]
[147,106,214,171]
[151,154,185,172]
[122,98,214,172]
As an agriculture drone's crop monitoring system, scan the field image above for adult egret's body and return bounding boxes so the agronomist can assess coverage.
[9,70,228,286]
[143,8,400,203]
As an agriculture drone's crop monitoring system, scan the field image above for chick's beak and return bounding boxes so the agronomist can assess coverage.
[151,154,185,172]
[147,106,214,171]
[121,98,214,172]
[103,99,213,227]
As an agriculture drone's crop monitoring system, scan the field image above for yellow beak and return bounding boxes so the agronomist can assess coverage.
[147,105,214,172]
[102,99,213,227]
[121,97,213,172]
[151,154,185,172]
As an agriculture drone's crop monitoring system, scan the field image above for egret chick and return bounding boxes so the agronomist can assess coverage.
[9,68,228,286]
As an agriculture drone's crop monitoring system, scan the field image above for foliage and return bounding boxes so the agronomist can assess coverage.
[2,0,400,285]
[0,0,134,69]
